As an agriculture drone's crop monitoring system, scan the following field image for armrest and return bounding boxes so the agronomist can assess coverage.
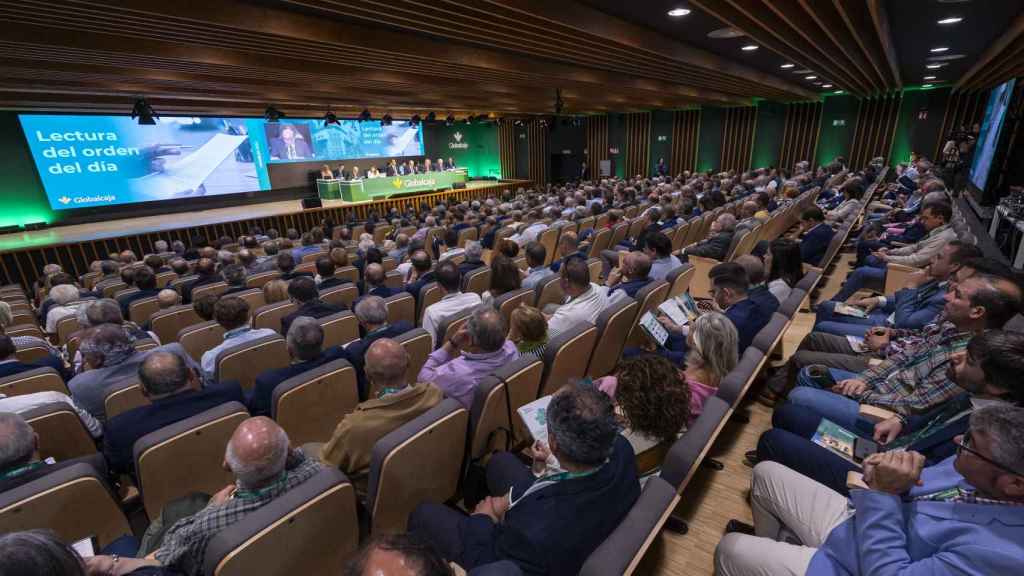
[859,404,896,423]
[883,262,921,296]
[847,471,869,491]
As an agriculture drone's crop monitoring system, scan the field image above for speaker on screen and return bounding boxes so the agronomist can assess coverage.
[302,198,323,209]
[451,181,467,190]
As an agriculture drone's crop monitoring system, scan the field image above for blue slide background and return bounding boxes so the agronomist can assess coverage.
[969,79,1016,192]
[261,119,423,163]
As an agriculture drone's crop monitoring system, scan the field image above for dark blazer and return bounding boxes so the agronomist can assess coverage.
[280,271,315,282]
[458,260,486,277]
[248,348,348,417]
[386,165,398,177]
[800,223,835,267]
[748,284,781,315]
[280,300,346,336]
[222,284,251,296]
[725,297,774,353]
[181,274,221,304]
[341,321,413,400]
[609,277,652,299]
[102,382,244,476]
[459,435,640,575]
[118,289,161,317]
[0,453,108,494]
[318,277,353,291]
[363,285,401,299]
[406,272,436,305]
[685,231,734,261]
[0,357,65,380]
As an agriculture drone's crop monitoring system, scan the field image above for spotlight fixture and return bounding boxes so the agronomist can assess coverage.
[425,112,437,123]
[445,114,455,126]
[323,110,339,126]
[930,47,949,53]
[926,64,944,69]
[741,45,759,51]
[358,108,372,122]
[409,114,421,126]
[264,105,285,123]
[780,63,795,69]
[667,8,690,17]
[381,113,393,126]
[131,98,158,125]
[937,17,962,24]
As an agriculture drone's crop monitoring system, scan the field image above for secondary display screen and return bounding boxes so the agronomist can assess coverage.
[970,79,1016,192]
[18,114,425,211]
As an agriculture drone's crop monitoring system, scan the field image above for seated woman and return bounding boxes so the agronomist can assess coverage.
[318,164,334,179]
[481,254,522,306]
[765,238,802,304]
[262,279,290,304]
[508,304,547,360]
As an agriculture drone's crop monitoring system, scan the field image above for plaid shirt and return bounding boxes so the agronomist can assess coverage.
[857,322,969,415]
[914,486,1024,506]
[155,450,321,575]
[884,314,948,357]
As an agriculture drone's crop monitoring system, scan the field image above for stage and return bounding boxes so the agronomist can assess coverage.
[0,179,528,289]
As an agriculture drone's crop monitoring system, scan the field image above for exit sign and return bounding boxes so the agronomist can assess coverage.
[832,119,846,127]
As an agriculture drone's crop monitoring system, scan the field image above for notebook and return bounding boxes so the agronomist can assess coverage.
[833,303,869,319]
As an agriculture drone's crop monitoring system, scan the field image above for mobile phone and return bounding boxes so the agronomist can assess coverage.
[71,536,97,558]
[854,437,879,462]
[806,364,837,388]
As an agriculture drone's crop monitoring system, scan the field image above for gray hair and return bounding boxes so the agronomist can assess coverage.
[687,312,739,383]
[42,263,62,276]
[79,324,134,367]
[716,213,737,231]
[465,241,483,261]
[84,299,124,327]
[546,383,619,467]
[354,296,388,325]
[225,422,289,488]
[466,306,507,353]
[154,240,169,253]
[0,530,85,576]
[222,264,246,286]
[969,404,1024,474]
[171,240,186,254]
[285,316,324,361]
[217,250,235,267]
[0,412,35,470]
[49,284,79,306]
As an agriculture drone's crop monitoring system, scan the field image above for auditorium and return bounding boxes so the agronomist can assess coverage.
[2,1,1024,574]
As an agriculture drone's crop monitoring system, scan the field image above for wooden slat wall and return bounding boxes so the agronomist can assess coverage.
[670,109,701,174]
[720,106,757,172]
[498,119,517,180]
[623,112,651,178]
[849,92,902,168]
[934,91,987,160]
[527,120,549,186]
[0,182,521,290]
[779,101,823,171]
[585,115,609,180]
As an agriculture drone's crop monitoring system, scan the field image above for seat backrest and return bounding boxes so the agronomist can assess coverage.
[101,282,128,298]
[21,402,97,462]
[609,223,629,247]
[251,301,298,333]
[533,274,565,311]
[665,264,695,300]
[192,281,229,302]
[273,359,359,447]
[366,399,469,534]
[469,375,511,460]
[436,310,472,350]
[586,257,603,284]
[151,304,201,344]
[417,283,441,325]
[578,476,678,576]
[658,396,730,492]
[14,344,52,364]
[794,270,821,294]
[216,334,290,391]
[624,280,670,348]
[134,401,249,519]
[716,347,767,407]
[578,216,596,233]
[493,356,545,444]
[752,312,790,354]
[178,320,227,362]
[456,226,478,247]
[0,367,67,397]
[203,467,358,576]
[670,222,690,252]
[723,228,749,261]
[384,270,404,289]
[155,271,178,289]
[626,217,646,241]
[5,323,44,339]
[0,463,131,548]
[128,296,162,325]
[56,315,80,345]
[246,271,281,289]
[540,322,599,397]
[587,227,612,258]
[319,311,360,348]
[494,288,534,326]
[104,379,149,420]
[320,284,358,310]
[537,228,558,266]
[586,298,639,378]
[395,328,432,385]
[230,288,266,312]
[383,292,416,326]
[463,267,491,295]
[301,250,327,264]
[778,288,807,318]
[381,256,398,273]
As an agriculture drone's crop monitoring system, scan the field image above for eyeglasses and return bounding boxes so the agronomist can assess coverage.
[955,432,1024,477]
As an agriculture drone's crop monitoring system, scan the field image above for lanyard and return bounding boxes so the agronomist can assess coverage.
[0,460,47,480]
[508,466,601,509]
[233,471,288,500]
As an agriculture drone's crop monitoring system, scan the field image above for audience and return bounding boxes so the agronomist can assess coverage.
[546,256,608,337]
[45,284,84,334]
[796,207,834,267]
[342,296,413,400]
[280,276,345,336]
[481,254,522,306]
[520,241,549,290]
[180,258,219,304]
[604,251,652,300]
[682,212,735,261]
[117,267,161,317]
[764,238,802,303]
[361,263,398,298]
[200,297,277,383]
[0,412,107,494]
[507,304,548,360]
[420,260,482,348]
[315,256,347,290]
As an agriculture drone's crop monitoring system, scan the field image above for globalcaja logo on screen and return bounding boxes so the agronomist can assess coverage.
[449,131,468,150]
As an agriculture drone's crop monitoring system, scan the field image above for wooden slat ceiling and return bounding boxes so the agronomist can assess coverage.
[0,0,818,118]
[957,12,1024,92]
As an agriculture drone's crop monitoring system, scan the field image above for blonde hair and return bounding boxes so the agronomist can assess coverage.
[687,311,738,384]
[509,304,547,342]
[0,301,11,328]
[262,279,290,304]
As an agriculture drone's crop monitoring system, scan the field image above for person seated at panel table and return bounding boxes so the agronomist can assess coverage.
[385,158,399,177]
[447,156,456,170]
[335,164,350,180]
[366,165,381,178]
[318,164,334,180]
[436,157,446,171]
[350,165,362,180]
[406,159,419,175]
[268,124,312,161]
[423,158,433,173]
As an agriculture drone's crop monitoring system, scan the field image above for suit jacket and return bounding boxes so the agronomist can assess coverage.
[385,165,398,176]
[800,222,835,267]
[181,274,221,304]
[748,284,781,315]
[102,382,245,476]
[222,284,251,296]
[406,272,437,304]
[810,455,1024,576]
[685,231,734,261]
[883,279,946,330]
[459,435,640,575]
[269,137,312,160]
[248,348,348,417]
[0,359,64,380]
[280,271,315,282]
[118,288,161,317]
[725,298,773,354]
[317,277,352,291]
[363,285,401,299]
[339,321,413,400]
[887,224,957,268]
[281,300,346,336]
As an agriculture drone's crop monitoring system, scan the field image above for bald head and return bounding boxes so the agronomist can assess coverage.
[225,417,290,489]
[623,252,652,280]
[365,338,409,391]
[365,263,386,288]
[157,288,180,309]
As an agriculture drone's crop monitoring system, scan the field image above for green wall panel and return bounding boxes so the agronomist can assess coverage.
[696,107,723,173]
[649,110,673,174]
[816,94,858,164]
[752,101,785,169]
[423,122,501,179]
[0,112,61,229]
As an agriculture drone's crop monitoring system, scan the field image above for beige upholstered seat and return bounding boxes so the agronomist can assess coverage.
[272,358,359,446]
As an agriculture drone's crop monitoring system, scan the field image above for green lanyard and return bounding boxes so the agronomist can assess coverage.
[232,471,287,500]
[377,387,402,399]
[0,460,47,480]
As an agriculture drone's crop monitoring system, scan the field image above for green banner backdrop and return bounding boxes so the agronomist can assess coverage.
[423,123,502,179]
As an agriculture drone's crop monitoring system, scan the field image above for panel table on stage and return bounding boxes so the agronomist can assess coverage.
[318,169,467,203]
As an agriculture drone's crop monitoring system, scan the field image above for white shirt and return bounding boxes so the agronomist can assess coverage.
[0,391,102,438]
[421,292,483,348]
[45,303,82,334]
[200,326,278,383]
[513,222,548,246]
[439,248,465,263]
[768,279,792,305]
[547,283,608,337]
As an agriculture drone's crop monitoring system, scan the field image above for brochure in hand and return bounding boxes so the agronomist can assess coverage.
[834,303,869,319]
[811,418,879,466]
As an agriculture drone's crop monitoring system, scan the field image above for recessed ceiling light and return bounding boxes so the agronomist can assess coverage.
[924,75,936,80]
[780,63,795,69]
[805,75,817,79]
[928,53,966,62]
[814,82,823,86]
[708,27,745,39]
[835,90,845,94]
[822,84,833,88]
[741,45,759,51]
[930,47,949,53]
[937,17,963,24]
[922,84,934,88]
[926,64,944,69]
[667,8,691,17]
[794,69,813,74]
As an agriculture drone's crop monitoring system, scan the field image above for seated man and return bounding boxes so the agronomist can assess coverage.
[156,288,180,310]
[314,256,349,290]
[344,533,456,576]
[420,260,482,348]
[419,307,517,409]
[248,318,346,416]
[0,334,66,381]
[603,251,652,301]
[103,351,244,478]
[117,267,161,317]
[546,256,608,338]
[815,240,980,337]
[280,276,345,336]
[682,213,736,261]
[200,297,278,384]
[644,232,684,281]
[520,241,550,290]
[315,338,443,479]
[276,251,314,282]
[735,254,781,312]
[342,296,413,401]
[548,232,586,273]
[410,382,640,575]
[360,263,398,299]
[180,258,220,305]
[754,330,1024,495]
[0,412,107,494]
[796,207,835,267]
[87,417,322,576]
[458,241,487,276]
[220,264,249,296]
[44,284,84,335]
[404,250,436,303]
[716,404,1024,576]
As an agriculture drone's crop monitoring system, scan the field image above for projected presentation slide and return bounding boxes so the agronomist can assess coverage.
[259,119,424,163]
[19,115,271,210]
[970,79,1016,191]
